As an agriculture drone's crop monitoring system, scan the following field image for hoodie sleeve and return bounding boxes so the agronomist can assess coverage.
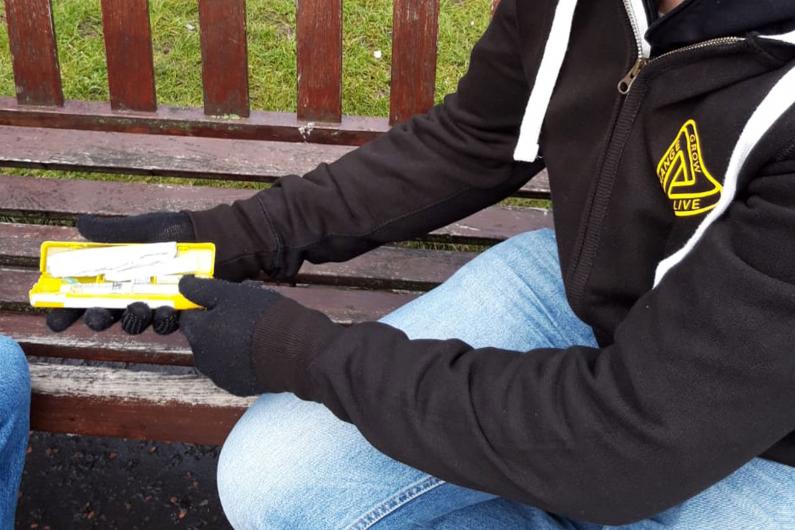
[188,0,544,280]
[252,162,795,525]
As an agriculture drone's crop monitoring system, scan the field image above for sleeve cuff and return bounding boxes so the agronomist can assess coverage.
[250,296,343,401]
[186,190,281,280]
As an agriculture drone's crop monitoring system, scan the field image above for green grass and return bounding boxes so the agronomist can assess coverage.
[0,0,491,116]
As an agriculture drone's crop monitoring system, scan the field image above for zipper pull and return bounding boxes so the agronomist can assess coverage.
[617,57,648,95]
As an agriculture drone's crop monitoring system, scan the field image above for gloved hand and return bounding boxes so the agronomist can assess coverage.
[46,197,282,334]
[178,276,341,397]
[46,212,196,335]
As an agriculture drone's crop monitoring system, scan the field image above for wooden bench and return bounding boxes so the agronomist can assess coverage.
[0,0,551,446]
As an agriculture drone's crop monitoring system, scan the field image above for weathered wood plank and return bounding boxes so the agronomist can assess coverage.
[0,223,476,291]
[3,0,63,106]
[524,170,550,200]
[29,361,251,444]
[100,0,157,112]
[0,126,353,182]
[1,311,193,366]
[0,125,551,198]
[30,361,254,408]
[198,0,249,117]
[0,175,553,243]
[0,268,418,326]
[30,393,243,445]
[296,0,343,123]
[390,0,440,124]
[0,98,388,146]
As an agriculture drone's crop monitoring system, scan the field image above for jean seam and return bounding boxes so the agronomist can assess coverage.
[345,476,445,530]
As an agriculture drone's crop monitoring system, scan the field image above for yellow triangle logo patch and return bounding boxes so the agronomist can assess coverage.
[656,119,722,217]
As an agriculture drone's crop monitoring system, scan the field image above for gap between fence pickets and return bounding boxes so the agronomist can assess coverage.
[28,360,255,409]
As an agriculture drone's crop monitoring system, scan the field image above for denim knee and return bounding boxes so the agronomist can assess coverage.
[447,228,558,286]
[0,336,31,414]
[217,395,345,529]
[217,392,435,530]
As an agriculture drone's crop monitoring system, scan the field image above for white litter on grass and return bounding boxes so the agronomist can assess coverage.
[373,50,383,60]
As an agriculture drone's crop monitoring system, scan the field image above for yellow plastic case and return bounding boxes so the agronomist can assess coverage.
[29,241,216,310]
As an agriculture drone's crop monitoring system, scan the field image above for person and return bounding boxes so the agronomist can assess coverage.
[0,336,30,529]
[50,0,795,527]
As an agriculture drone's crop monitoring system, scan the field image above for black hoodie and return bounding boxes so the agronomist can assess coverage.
[189,0,795,524]
[647,0,795,53]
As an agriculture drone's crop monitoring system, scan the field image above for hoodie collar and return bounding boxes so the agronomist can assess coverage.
[646,0,795,54]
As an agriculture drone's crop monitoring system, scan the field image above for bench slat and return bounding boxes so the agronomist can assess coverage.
[0,268,418,325]
[29,361,250,445]
[0,125,551,198]
[297,0,343,123]
[100,0,157,112]
[1,272,418,365]
[390,0,440,125]
[0,125,353,181]
[2,263,419,363]
[0,223,476,291]
[198,0,250,117]
[3,0,63,106]
[0,98,388,146]
[1,311,193,366]
[0,175,553,244]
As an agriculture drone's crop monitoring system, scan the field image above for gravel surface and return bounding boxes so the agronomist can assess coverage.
[16,433,233,529]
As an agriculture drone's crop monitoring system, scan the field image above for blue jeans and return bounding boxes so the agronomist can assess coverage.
[217,229,795,529]
[0,335,29,529]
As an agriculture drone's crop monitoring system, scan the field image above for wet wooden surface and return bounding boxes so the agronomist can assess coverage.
[0,175,553,243]
[0,98,388,146]
[0,125,552,198]
[0,125,353,181]
[100,0,157,112]
[198,0,250,117]
[0,311,194,366]
[3,0,63,106]
[29,361,250,445]
[390,0,440,125]
[297,0,343,123]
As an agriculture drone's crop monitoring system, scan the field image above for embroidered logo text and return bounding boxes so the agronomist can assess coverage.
[657,119,722,217]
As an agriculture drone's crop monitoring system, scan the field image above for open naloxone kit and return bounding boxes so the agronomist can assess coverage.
[29,242,215,310]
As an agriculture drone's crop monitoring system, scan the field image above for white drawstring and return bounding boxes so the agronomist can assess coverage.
[513,0,579,162]
[760,28,795,45]
[654,62,795,285]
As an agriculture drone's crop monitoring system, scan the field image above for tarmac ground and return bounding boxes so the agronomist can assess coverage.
[16,432,233,529]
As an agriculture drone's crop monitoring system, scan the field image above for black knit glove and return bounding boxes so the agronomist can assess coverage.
[47,194,283,334]
[76,210,270,280]
[46,212,195,334]
[178,276,341,397]
[76,212,196,244]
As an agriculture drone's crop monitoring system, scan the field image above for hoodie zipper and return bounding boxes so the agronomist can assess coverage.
[618,0,651,94]
[565,1,651,311]
[617,0,744,94]
[565,1,745,314]
[618,57,649,94]
[618,37,744,94]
